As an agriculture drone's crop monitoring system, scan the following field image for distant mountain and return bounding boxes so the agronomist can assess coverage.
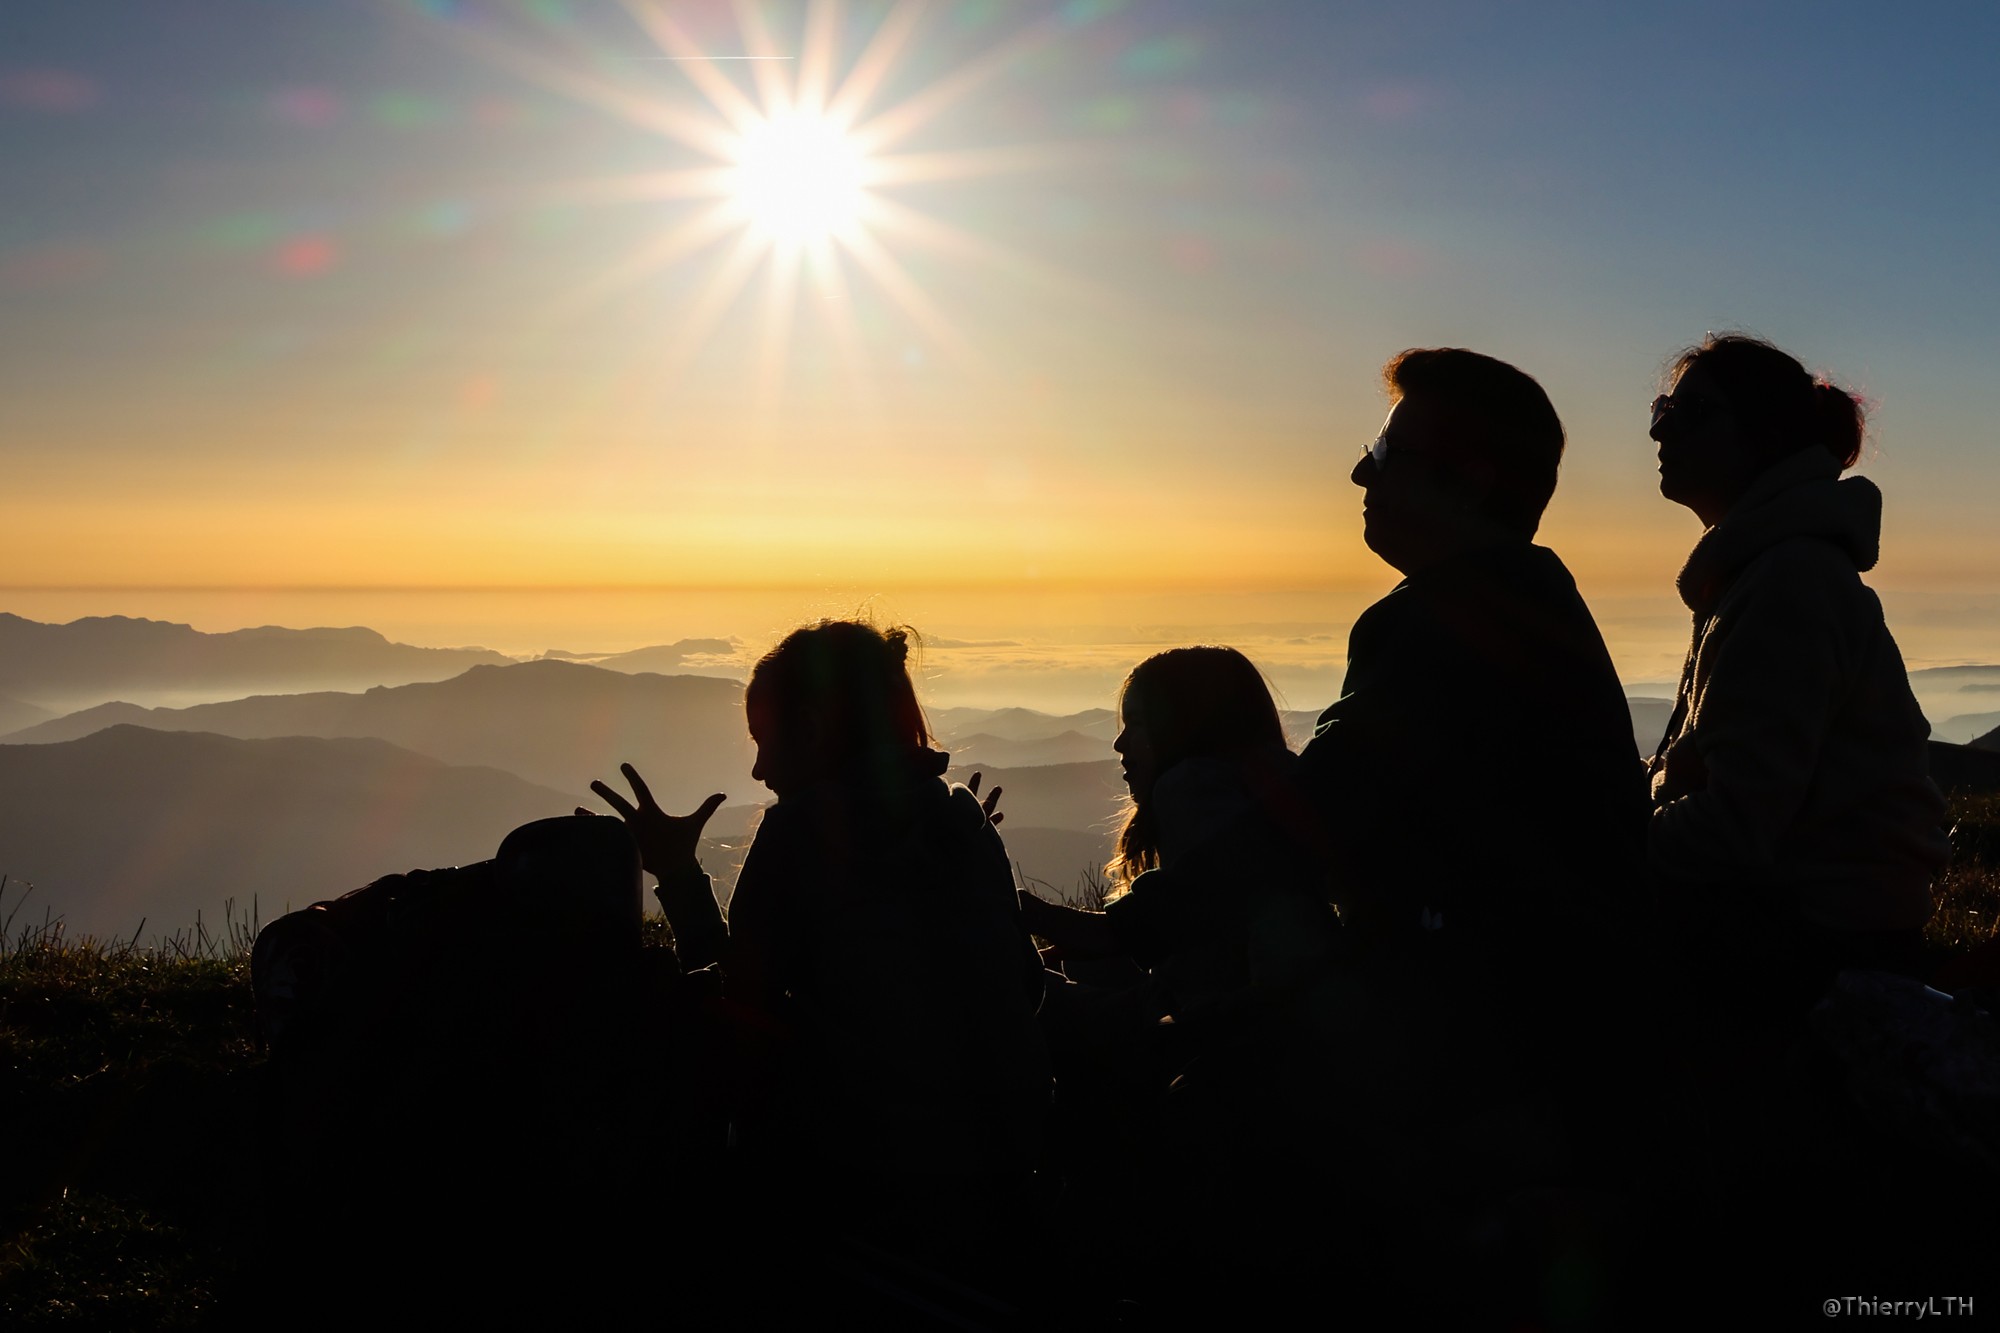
[542,639,741,678]
[947,730,1111,769]
[1938,712,2000,746]
[7,660,756,808]
[0,613,510,712]
[932,706,1118,744]
[1909,665,2000,687]
[0,696,52,736]
[944,760,1126,834]
[1974,724,2000,755]
[1628,697,1675,760]
[0,726,577,939]
[1908,665,2000,741]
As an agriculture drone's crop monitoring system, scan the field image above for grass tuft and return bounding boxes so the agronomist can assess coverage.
[0,879,262,1327]
[1930,794,2000,955]
[1,1192,226,1330]
[1017,861,1113,912]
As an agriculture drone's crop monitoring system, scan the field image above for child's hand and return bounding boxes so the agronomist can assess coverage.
[587,763,726,882]
[967,771,1004,826]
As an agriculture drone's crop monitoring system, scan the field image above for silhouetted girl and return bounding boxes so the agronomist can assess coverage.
[1645,334,1947,1003]
[1022,645,1332,1036]
[596,620,1047,1204]
[1020,646,1335,1308]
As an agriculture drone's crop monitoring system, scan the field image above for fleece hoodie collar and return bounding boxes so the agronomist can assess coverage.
[1676,448,1882,617]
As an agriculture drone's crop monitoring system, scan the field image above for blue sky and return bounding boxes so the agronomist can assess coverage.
[2,0,1996,684]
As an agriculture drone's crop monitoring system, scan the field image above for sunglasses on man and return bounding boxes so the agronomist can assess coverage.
[1649,393,1718,435]
[1360,430,1448,472]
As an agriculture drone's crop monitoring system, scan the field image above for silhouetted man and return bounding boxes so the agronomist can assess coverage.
[1298,349,1648,1206]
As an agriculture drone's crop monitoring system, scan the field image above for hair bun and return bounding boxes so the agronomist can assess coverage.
[883,626,910,664]
[1812,379,1865,471]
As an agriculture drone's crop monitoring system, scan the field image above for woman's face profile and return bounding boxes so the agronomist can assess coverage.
[1652,363,1756,524]
[1113,696,1159,803]
[747,702,802,797]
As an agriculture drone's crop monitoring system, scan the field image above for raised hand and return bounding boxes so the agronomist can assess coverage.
[967,770,1004,827]
[586,763,726,881]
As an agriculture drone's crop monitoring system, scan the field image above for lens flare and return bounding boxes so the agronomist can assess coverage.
[429,0,1082,388]
[730,111,865,243]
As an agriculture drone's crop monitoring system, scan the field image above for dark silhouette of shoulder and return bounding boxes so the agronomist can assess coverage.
[1302,539,1645,946]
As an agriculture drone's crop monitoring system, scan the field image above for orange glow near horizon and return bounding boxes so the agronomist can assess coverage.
[6,0,1998,681]
[6,418,1993,601]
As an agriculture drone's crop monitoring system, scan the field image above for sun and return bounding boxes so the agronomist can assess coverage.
[730,111,866,245]
[434,1,1074,385]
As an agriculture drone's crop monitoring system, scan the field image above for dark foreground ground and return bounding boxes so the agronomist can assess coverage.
[3,797,1999,1328]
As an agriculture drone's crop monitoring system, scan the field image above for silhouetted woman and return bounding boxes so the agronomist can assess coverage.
[1646,334,1948,1005]
[593,620,1047,1281]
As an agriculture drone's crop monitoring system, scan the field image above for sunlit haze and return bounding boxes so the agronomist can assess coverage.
[5,0,2000,712]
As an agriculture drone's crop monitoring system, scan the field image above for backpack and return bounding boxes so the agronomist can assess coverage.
[249,816,672,1316]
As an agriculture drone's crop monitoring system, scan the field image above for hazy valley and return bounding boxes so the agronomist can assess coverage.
[2,611,1997,940]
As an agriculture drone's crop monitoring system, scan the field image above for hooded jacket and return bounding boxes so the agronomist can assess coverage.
[1648,447,1948,932]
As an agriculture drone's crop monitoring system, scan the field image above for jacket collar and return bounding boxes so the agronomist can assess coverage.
[1675,448,1881,616]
